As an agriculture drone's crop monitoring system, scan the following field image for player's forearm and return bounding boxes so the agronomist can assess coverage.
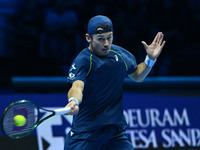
[128,62,152,82]
[68,80,84,105]
[68,87,83,104]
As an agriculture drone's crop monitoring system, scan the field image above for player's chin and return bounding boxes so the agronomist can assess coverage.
[101,49,110,55]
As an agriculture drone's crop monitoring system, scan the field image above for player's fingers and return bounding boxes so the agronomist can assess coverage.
[72,105,79,114]
[141,41,148,49]
[66,105,79,115]
[160,41,166,49]
[152,32,160,43]
[158,33,164,45]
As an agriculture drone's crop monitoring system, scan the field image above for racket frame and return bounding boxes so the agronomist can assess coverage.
[1,100,58,139]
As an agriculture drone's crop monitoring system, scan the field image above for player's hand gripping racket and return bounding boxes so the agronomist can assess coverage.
[1,100,71,139]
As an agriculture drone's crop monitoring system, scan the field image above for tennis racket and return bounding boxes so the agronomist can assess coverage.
[1,100,71,139]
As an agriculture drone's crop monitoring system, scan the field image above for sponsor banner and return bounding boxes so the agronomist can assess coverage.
[0,92,200,150]
[123,93,200,149]
[36,107,73,150]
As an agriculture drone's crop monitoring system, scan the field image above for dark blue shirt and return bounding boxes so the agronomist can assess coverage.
[67,44,137,132]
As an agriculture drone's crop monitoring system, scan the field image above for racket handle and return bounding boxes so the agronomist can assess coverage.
[54,107,71,115]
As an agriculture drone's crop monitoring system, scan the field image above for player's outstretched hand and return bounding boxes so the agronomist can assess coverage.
[141,32,166,60]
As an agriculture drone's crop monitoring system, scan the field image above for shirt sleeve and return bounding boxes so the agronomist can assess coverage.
[67,55,90,84]
[121,48,138,75]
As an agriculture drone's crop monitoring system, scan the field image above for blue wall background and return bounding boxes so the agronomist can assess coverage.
[0,77,200,150]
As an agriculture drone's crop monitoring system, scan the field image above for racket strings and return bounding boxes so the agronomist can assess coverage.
[2,102,38,139]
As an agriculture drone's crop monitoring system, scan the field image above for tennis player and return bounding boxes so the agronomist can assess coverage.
[64,15,165,150]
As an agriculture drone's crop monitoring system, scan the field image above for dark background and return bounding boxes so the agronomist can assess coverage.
[0,1,200,149]
[0,0,200,88]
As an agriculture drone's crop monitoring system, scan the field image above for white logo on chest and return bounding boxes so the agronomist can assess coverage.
[114,55,119,61]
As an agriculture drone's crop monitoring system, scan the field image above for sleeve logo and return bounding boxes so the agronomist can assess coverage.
[70,63,76,71]
[68,63,76,80]
[68,72,75,79]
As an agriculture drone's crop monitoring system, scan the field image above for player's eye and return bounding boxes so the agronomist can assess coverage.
[98,37,105,41]
[107,35,113,40]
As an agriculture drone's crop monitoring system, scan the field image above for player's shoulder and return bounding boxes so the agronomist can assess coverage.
[111,44,125,51]
[74,48,92,62]
[111,44,133,56]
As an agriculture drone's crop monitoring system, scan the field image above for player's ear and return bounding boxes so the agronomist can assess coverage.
[85,33,92,43]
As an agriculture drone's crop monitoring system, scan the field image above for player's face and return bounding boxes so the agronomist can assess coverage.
[89,32,113,56]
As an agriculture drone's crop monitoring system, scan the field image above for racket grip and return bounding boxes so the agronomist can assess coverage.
[54,107,71,115]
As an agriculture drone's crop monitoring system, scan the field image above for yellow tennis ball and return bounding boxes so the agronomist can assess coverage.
[13,115,26,127]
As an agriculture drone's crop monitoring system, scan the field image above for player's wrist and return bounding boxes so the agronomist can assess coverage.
[68,97,79,106]
[145,55,156,67]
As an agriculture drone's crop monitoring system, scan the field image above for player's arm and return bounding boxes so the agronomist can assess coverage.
[128,62,152,82]
[65,80,84,115]
[129,32,165,82]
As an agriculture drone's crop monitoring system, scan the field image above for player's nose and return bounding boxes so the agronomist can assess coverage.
[104,39,109,46]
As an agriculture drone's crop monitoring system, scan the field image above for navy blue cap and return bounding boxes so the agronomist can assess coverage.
[87,15,113,34]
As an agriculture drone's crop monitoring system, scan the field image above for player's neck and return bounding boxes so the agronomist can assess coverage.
[88,45,93,52]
